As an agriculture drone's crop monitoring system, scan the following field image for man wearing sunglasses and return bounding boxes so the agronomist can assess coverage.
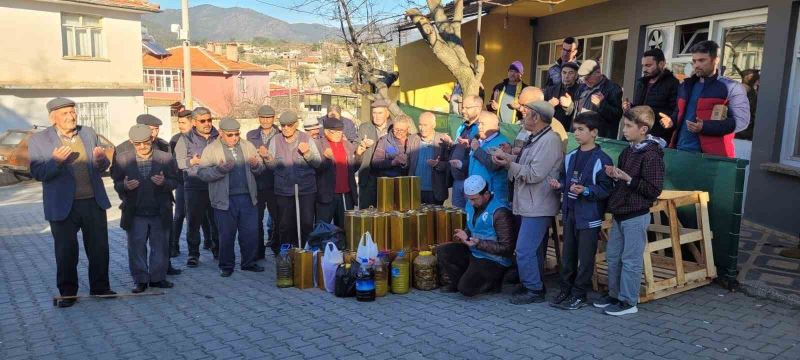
[197,118,265,277]
[266,111,322,249]
[174,107,220,267]
[576,60,624,139]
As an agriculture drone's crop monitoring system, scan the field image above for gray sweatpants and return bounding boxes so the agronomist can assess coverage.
[606,213,650,305]
[126,216,167,284]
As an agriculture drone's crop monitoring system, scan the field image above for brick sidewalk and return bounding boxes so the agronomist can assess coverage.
[1,179,799,359]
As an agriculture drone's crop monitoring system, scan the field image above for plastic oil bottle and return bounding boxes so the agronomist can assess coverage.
[374,252,389,297]
[355,258,376,302]
[391,251,410,294]
[276,244,293,288]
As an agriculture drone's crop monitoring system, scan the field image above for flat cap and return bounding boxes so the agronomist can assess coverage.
[177,110,193,118]
[303,116,321,130]
[279,111,299,125]
[323,116,343,130]
[525,100,555,121]
[370,99,389,108]
[128,124,152,142]
[218,117,240,131]
[257,105,276,117]
[578,59,600,76]
[46,97,76,113]
[136,114,162,126]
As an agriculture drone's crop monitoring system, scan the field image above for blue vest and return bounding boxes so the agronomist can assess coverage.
[468,133,509,203]
[466,197,512,266]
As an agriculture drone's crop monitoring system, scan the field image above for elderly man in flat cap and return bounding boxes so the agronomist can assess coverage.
[315,117,367,228]
[303,116,322,140]
[111,114,182,275]
[174,107,220,267]
[112,125,179,292]
[169,109,195,258]
[246,105,281,258]
[319,105,358,143]
[356,99,392,208]
[266,111,322,248]
[197,118,265,277]
[28,97,116,307]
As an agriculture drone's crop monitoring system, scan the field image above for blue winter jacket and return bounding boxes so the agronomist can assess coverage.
[558,145,614,230]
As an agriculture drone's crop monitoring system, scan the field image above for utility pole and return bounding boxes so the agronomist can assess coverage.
[181,0,192,108]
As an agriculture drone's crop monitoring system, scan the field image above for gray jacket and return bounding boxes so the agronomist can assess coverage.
[507,127,564,218]
[196,139,264,210]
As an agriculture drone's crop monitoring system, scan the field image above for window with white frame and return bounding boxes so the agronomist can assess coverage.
[238,76,247,94]
[76,102,109,138]
[61,13,104,58]
[534,31,625,87]
[143,69,183,93]
[781,16,800,167]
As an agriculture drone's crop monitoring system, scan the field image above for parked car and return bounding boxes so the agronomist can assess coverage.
[0,127,115,178]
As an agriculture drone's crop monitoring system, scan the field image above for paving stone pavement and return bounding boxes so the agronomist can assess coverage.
[1,179,799,360]
[738,221,800,299]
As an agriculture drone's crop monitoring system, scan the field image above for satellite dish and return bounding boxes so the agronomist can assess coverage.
[648,30,664,50]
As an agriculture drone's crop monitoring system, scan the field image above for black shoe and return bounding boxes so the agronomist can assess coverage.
[167,265,182,275]
[89,289,117,298]
[57,298,76,308]
[242,264,265,272]
[510,288,546,305]
[593,294,620,309]
[511,284,527,296]
[186,257,199,268]
[549,289,571,306]
[556,296,588,310]
[220,269,233,277]
[132,283,148,294]
[439,285,458,293]
[149,280,174,288]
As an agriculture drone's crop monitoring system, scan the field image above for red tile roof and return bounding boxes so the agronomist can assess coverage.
[63,0,160,12]
[143,47,270,73]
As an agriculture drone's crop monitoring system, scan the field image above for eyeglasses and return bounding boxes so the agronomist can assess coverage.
[224,132,240,138]
[280,123,296,128]
[197,119,213,124]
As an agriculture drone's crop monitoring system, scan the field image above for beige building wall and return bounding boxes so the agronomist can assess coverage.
[0,0,146,89]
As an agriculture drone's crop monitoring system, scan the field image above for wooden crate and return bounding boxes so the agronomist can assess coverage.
[593,190,716,303]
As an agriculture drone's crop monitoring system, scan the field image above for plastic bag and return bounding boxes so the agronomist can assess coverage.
[334,260,360,297]
[307,222,346,251]
[356,231,378,262]
[322,242,343,293]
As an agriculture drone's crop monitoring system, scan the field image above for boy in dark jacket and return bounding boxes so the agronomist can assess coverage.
[548,112,614,310]
[595,106,665,316]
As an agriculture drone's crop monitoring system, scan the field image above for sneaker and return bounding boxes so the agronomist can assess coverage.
[556,296,588,310]
[510,288,546,305]
[592,294,620,308]
[549,289,571,306]
[604,301,638,316]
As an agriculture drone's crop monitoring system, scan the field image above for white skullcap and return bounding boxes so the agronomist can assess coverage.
[464,175,487,196]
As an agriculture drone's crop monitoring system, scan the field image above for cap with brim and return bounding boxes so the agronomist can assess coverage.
[370,99,389,108]
[577,60,600,76]
[128,124,152,142]
[219,117,240,131]
[177,110,193,118]
[303,117,321,130]
[136,114,162,126]
[46,97,76,113]
[463,175,487,196]
[525,100,555,121]
[257,105,275,117]
[323,117,344,130]
[279,111,299,125]
[562,62,580,72]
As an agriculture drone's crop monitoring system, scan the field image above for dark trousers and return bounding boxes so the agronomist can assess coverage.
[49,199,110,296]
[214,195,259,271]
[170,182,186,256]
[315,192,354,229]
[559,211,600,298]
[126,216,167,283]
[276,193,315,249]
[358,176,377,209]
[256,188,279,257]
[421,190,443,205]
[436,242,507,297]
[186,189,218,258]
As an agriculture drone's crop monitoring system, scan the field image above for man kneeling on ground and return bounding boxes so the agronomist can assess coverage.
[436,175,516,296]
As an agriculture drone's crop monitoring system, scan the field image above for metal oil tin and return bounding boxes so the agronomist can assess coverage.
[434,206,451,245]
[390,211,413,251]
[449,208,466,238]
[413,209,435,250]
[377,177,396,212]
[396,176,412,211]
[409,176,421,210]
[370,212,390,251]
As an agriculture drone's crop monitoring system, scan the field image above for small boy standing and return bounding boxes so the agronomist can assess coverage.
[594,106,666,316]
[548,111,614,310]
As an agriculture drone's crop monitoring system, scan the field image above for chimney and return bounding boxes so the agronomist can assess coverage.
[214,43,223,55]
[226,43,239,62]
[205,41,215,51]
